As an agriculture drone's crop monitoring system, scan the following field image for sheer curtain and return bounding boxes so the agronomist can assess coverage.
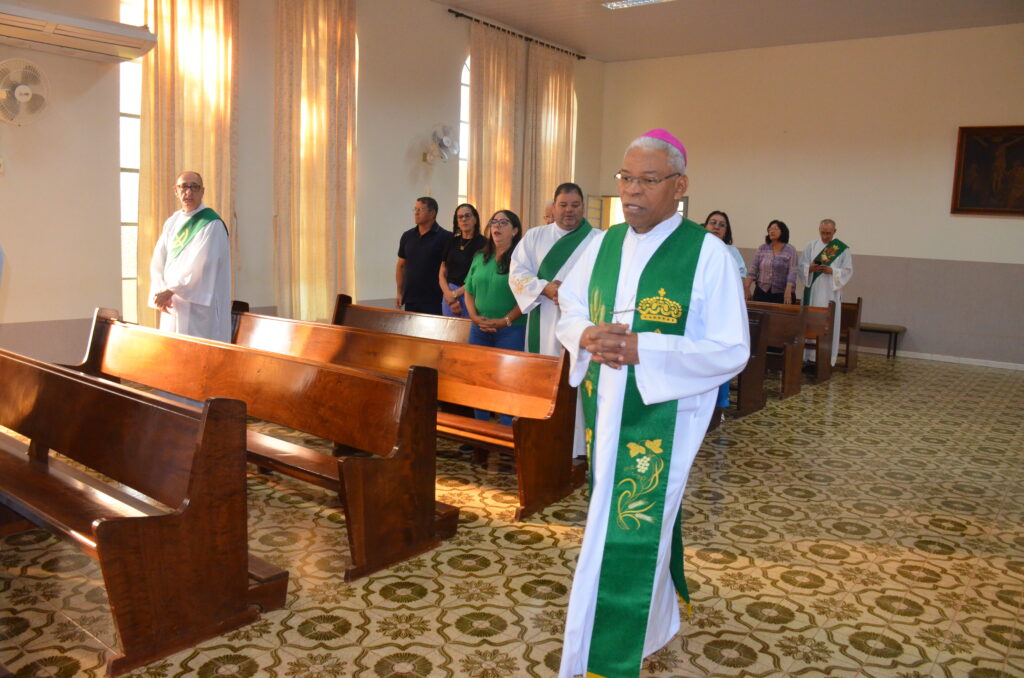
[273,0,356,321]
[138,0,238,327]
[468,22,526,221]
[522,43,576,229]
[468,22,576,229]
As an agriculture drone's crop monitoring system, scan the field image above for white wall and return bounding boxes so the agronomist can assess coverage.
[598,23,1024,262]
[572,57,606,204]
[352,0,465,303]
[0,0,120,325]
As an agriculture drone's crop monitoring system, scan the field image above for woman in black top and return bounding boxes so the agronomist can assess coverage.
[439,203,486,317]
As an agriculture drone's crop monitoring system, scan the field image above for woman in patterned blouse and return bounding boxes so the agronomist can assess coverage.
[745,220,797,304]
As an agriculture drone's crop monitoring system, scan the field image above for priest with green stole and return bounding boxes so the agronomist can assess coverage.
[798,218,853,366]
[148,171,232,342]
[555,129,749,678]
[511,183,598,459]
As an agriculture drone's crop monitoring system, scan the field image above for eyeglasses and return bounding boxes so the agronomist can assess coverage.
[488,218,511,227]
[175,183,203,192]
[413,207,434,214]
[614,172,680,189]
[456,213,475,220]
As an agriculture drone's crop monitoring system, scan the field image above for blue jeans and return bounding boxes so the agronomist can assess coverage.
[441,283,467,318]
[468,323,526,426]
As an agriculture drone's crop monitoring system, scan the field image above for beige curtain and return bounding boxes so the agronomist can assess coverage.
[522,43,576,229]
[273,0,356,321]
[138,0,238,327]
[468,22,526,222]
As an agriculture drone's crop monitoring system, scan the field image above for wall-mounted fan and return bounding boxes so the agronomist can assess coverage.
[424,123,459,164]
[0,59,49,126]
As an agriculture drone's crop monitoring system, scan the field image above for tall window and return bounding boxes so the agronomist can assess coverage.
[457,57,469,207]
[119,0,144,322]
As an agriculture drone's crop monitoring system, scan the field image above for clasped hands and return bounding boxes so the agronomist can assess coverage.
[153,289,174,312]
[471,315,506,333]
[580,322,639,370]
[809,263,832,274]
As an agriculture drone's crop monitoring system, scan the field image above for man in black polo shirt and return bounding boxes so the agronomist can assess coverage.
[396,197,451,314]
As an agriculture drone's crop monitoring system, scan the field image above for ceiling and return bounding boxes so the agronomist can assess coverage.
[432,0,1024,62]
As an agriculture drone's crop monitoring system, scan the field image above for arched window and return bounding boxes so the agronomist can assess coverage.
[457,57,469,206]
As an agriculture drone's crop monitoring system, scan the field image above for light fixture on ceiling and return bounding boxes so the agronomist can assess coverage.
[602,0,676,9]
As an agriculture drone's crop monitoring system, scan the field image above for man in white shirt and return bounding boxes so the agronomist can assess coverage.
[798,219,853,365]
[556,129,749,678]
[148,171,231,342]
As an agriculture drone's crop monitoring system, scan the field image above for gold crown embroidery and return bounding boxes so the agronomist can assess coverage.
[637,288,682,324]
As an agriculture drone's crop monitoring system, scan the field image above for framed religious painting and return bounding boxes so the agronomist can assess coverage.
[950,125,1024,216]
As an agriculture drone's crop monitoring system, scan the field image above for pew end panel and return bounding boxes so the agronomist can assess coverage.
[735,309,768,417]
[748,302,807,399]
[840,296,863,370]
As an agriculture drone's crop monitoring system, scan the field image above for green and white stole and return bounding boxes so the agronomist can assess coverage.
[580,219,707,678]
[170,207,224,258]
[526,219,595,353]
[801,238,848,305]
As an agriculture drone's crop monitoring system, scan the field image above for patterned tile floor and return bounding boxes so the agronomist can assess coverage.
[1,354,1022,677]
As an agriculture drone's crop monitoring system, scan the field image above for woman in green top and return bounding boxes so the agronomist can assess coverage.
[464,209,526,425]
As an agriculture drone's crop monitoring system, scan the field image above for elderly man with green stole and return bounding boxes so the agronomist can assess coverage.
[555,129,749,678]
[798,218,853,366]
[148,170,232,342]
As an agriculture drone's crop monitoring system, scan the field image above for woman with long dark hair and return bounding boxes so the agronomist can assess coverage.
[438,203,485,317]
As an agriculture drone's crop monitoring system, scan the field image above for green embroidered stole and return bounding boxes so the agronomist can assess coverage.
[170,207,223,258]
[526,219,595,353]
[802,238,847,305]
[580,219,707,678]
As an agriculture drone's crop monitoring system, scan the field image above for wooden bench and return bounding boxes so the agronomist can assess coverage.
[734,309,768,417]
[860,322,906,359]
[744,302,807,398]
[232,310,582,521]
[332,293,471,343]
[839,297,863,370]
[0,349,286,676]
[71,308,455,581]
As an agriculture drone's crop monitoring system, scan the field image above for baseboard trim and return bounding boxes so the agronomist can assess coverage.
[857,346,1024,371]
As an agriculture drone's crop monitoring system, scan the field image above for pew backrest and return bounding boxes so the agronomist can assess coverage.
[0,347,208,510]
[77,309,409,457]
[331,294,472,343]
[234,312,561,421]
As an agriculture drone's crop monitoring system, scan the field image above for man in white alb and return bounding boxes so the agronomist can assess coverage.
[511,182,598,357]
[798,218,852,366]
[555,129,749,678]
[148,171,231,342]
[511,183,598,459]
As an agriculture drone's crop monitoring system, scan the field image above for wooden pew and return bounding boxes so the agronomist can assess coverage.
[839,296,862,370]
[745,302,807,398]
[0,349,285,677]
[232,311,582,521]
[71,308,455,581]
[734,308,768,417]
[332,293,471,343]
[748,301,834,385]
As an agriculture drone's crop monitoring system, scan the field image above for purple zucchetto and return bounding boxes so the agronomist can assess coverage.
[640,128,687,165]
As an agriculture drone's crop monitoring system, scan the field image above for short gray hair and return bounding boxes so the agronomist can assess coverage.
[624,136,687,175]
[820,219,836,229]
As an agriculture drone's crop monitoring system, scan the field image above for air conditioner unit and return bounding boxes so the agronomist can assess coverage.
[0,2,155,63]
